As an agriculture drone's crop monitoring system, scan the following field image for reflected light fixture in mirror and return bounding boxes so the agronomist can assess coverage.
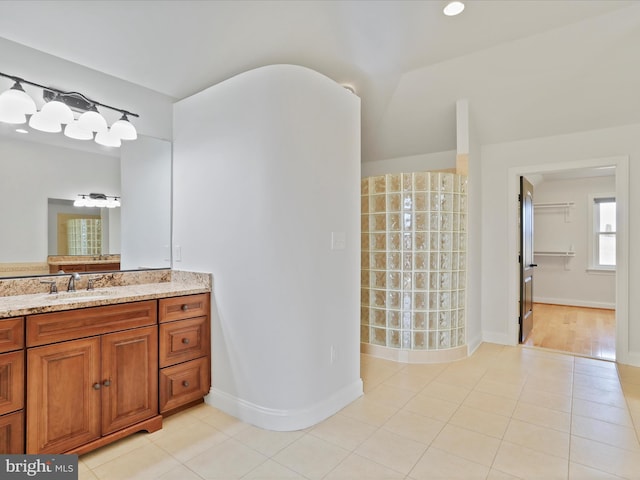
[0,71,138,147]
[443,1,465,16]
[74,193,121,208]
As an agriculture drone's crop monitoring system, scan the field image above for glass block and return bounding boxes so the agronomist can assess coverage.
[402,173,413,192]
[387,174,401,192]
[439,272,451,289]
[403,272,412,290]
[458,233,467,250]
[388,329,401,348]
[451,252,459,270]
[453,213,460,231]
[438,311,450,329]
[413,332,427,350]
[428,332,438,349]
[388,310,401,329]
[452,233,459,251]
[361,325,370,343]
[403,293,412,310]
[402,311,411,330]
[361,270,370,287]
[414,292,427,309]
[452,194,460,212]
[403,212,413,229]
[439,292,451,309]
[373,176,386,194]
[403,193,413,211]
[429,292,438,310]
[460,194,468,213]
[430,272,439,290]
[388,213,401,231]
[451,310,458,328]
[372,271,386,288]
[439,252,450,270]
[415,232,428,250]
[459,253,467,270]
[413,312,427,329]
[361,306,370,324]
[388,252,401,270]
[388,272,401,289]
[414,252,427,270]
[439,331,450,349]
[440,232,452,251]
[361,178,370,195]
[373,233,387,251]
[372,194,386,213]
[410,172,425,190]
[457,327,465,345]
[430,192,442,211]
[372,252,386,269]
[430,253,439,271]
[440,213,453,231]
[373,290,385,307]
[451,292,458,308]
[361,288,370,305]
[388,291,400,309]
[459,175,468,194]
[442,193,453,212]
[361,195,369,213]
[361,215,369,233]
[458,294,466,308]
[372,308,386,326]
[414,192,428,211]
[389,233,401,251]
[372,214,386,231]
[429,312,438,330]
[429,172,439,191]
[361,251,370,269]
[458,308,465,324]
[388,193,401,212]
[403,233,413,250]
[361,234,368,252]
[372,327,386,346]
[441,173,454,193]
[413,212,426,231]
[402,331,411,349]
[430,212,440,231]
[414,272,427,290]
[459,214,468,232]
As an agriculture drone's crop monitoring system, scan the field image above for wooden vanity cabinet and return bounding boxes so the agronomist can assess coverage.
[159,294,211,414]
[26,301,160,454]
[0,317,25,454]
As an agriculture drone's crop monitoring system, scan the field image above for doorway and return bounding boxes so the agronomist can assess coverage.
[508,156,629,363]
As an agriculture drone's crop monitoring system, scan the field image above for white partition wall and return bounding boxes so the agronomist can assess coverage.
[172,65,362,430]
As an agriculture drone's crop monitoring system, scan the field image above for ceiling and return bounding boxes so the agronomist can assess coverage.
[0,0,638,162]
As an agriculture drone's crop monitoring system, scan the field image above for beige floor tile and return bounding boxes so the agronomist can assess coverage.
[486,468,522,480]
[492,441,569,480]
[80,433,152,470]
[524,375,573,397]
[519,384,572,413]
[573,372,623,393]
[272,434,350,479]
[435,364,487,389]
[572,397,633,427]
[324,453,405,479]
[355,428,428,474]
[242,459,306,479]
[512,401,571,433]
[382,410,445,445]
[420,381,471,404]
[365,382,417,408]
[185,438,268,479]
[91,442,181,480]
[78,464,99,480]
[338,396,399,426]
[572,384,627,409]
[503,418,570,459]
[617,364,640,386]
[571,414,640,452]
[155,465,203,480]
[151,419,228,462]
[574,359,619,380]
[403,392,459,422]
[568,462,624,480]
[570,435,640,479]
[448,405,509,439]
[473,377,524,400]
[408,447,489,480]
[198,408,252,436]
[430,424,500,467]
[309,413,377,451]
[462,390,517,417]
[232,425,304,456]
[382,369,435,392]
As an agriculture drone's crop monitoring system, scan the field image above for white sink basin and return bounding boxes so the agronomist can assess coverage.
[43,289,114,303]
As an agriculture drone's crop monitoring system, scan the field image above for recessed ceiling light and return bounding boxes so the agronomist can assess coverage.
[443,1,465,16]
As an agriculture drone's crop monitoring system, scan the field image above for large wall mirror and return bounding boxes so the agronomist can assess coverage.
[0,124,172,278]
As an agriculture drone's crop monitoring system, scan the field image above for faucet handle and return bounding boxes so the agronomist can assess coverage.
[40,280,58,294]
[87,277,98,291]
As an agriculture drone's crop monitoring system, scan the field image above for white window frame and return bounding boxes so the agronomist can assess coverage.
[588,193,616,273]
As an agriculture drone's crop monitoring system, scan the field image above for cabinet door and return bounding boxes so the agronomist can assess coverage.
[0,411,24,454]
[0,351,24,416]
[27,337,101,453]
[101,326,158,435]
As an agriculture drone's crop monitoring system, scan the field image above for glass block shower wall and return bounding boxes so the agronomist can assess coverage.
[361,172,468,351]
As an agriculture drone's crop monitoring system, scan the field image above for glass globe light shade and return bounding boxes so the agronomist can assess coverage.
[73,195,88,207]
[29,111,62,133]
[64,121,93,140]
[443,1,465,16]
[95,129,122,148]
[0,82,37,124]
[78,109,108,133]
[40,100,74,124]
[110,114,137,140]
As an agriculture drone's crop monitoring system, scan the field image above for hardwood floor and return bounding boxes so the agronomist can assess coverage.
[523,303,615,361]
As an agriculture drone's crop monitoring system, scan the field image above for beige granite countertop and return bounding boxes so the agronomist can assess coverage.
[0,270,211,319]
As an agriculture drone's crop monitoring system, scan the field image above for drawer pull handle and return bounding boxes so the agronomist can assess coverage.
[182,338,190,345]
[181,304,188,311]
[182,381,190,388]
[93,383,101,390]
[103,380,111,387]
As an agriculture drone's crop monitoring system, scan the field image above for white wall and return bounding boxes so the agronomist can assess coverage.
[0,137,119,262]
[533,175,616,308]
[173,65,362,430]
[480,124,638,365]
[362,150,455,178]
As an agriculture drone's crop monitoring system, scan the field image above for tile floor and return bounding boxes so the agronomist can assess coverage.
[79,344,640,479]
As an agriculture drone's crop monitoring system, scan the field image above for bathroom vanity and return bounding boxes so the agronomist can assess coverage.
[0,270,211,455]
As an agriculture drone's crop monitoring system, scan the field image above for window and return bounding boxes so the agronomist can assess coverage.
[591,196,616,269]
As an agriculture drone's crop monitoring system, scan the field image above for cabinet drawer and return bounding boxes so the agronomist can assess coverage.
[0,351,24,416]
[159,294,209,324]
[0,318,24,353]
[27,300,157,347]
[0,410,24,454]
[85,263,120,272]
[159,357,210,413]
[160,317,209,368]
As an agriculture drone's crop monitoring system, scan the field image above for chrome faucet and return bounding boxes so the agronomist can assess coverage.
[67,272,81,292]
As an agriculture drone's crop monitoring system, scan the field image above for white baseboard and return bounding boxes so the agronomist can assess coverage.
[205,379,363,432]
[466,333,483,356]
[534,297,615,310]
[482,331,515,346]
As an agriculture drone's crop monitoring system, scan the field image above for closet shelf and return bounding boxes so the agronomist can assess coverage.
[534,251,576,257]
[533,202,575,208]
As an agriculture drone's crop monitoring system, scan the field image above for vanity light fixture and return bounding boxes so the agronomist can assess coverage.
[74,193,121,208]
[0,71,138,147]
[443,1,465,16]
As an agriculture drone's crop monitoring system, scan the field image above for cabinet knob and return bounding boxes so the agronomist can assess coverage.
[182,381,190,388]
[93,383,101,390]
[182,338,190,345]
[103,379,111,387]
[181,304,188,311]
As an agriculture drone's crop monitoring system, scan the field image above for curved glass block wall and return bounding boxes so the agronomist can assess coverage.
[361,172,468,353]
